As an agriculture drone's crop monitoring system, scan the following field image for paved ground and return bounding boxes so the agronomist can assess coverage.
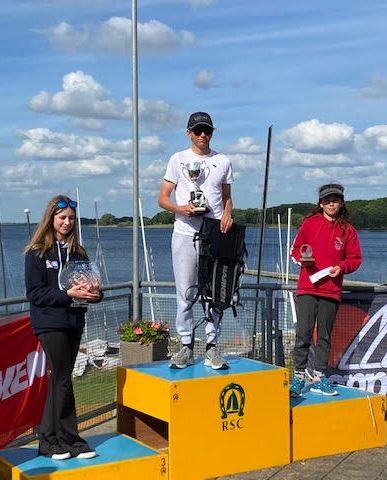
[84,417,387,480]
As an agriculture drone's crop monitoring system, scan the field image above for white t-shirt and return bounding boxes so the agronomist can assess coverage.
[164,148,233,236]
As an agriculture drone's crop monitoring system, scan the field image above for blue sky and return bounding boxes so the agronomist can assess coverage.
[1,0,387,222]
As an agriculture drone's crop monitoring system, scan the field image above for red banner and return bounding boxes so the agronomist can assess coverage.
[0,313,47,448]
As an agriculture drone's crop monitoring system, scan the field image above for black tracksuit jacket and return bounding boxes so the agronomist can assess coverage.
[25,244,95,335]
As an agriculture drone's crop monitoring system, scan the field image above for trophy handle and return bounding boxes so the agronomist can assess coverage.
[202,164,210,182]
[181,162,188,181]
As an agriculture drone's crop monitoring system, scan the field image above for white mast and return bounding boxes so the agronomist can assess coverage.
[139,198,155,322]
[277,213,284,284]
[76,186,83,246]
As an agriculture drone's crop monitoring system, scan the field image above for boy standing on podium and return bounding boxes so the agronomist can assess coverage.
[158,112,233,370]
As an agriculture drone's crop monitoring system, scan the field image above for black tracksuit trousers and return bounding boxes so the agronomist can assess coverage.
[294,294,339,375]
[38,329,88,454]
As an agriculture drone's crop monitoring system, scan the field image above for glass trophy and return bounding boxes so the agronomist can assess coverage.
[59,261,101,307]
[300,244,315,263]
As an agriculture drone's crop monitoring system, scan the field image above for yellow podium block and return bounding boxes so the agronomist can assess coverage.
[117,357,290,480]
[291,386,387,461]
[0,433,168,480]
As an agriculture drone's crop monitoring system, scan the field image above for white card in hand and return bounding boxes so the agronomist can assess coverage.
[309,267,332,284]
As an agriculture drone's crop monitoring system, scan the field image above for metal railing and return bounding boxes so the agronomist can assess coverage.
[1,281,386,447]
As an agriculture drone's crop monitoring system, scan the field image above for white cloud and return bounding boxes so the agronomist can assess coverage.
[358,77,387,99]
[108,159,167,198]
[304,163,386,185]
[36,17,194,55]
[228,137,260,154]
[228,153,261,172]
[281,119,354,154]
[280,148,355,167]
[28,71,180,130]
[362,125,387,151]
[16,128,166,160]
[34,22,88,52]
[1,163,44,192]
[194,69,217,89]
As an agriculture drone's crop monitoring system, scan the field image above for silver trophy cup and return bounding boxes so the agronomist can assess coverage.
[59,261,101,307]
[182,161,208,213]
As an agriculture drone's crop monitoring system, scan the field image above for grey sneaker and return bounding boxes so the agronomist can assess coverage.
[170,346,194,369]
[204,346,229,370]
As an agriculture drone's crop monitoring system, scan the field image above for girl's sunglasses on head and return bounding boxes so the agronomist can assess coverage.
[56,200,77,209]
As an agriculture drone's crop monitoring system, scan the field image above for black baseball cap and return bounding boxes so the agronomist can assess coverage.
[318,183,344,200]
[187,112,214,130]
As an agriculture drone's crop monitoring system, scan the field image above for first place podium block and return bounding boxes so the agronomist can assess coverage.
[0,433,168,480]
[291,386,387,461]
[117,357,290,480]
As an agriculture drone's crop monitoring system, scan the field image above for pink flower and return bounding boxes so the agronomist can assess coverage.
[134,327,143,335]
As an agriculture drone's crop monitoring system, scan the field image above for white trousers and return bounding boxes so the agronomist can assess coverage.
[172,231,221,345]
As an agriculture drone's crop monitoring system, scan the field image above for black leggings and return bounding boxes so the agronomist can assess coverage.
[38,329,88,453]
[294,294,339,375]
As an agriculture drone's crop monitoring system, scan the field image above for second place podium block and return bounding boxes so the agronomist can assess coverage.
[291,385,386,461]
[117,358,290,480]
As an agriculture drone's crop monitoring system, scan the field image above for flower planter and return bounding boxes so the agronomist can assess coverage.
[120,339,169,366]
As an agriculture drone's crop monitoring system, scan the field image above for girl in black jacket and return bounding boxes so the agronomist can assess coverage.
[25,195,102,460]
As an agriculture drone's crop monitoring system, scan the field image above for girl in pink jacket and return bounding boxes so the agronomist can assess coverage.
[289,183,362,397]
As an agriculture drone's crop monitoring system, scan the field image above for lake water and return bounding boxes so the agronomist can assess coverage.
[0,224,386,299]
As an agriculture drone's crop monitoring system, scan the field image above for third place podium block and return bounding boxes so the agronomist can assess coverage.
[117,357,290,480]
[291,385,387,461]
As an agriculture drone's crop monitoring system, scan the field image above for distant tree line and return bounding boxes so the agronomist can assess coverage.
[81,197,387,230]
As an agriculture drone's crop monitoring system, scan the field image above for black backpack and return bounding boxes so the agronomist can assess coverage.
[194,217,247,316]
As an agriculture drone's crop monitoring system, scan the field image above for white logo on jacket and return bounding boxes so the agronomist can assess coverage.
[46,260,59,269]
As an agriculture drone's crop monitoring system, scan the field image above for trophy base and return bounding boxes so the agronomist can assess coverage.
[71,300,89,308]
[193,206,207,214]
[301,257,315,263]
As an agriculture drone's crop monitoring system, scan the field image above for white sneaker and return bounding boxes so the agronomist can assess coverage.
[204,346,228,370]
[76,451,97,459]
[170,346,194,369]
[51,452,71,460]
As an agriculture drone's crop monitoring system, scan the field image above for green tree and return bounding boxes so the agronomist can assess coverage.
[151,211,174,224]
[100,213,116,226]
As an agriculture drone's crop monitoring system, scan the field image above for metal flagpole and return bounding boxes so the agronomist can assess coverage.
[131,0,140,321]
[252,125,272,360]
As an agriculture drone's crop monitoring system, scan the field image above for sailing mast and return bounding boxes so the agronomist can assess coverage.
[139,198,155,322]
[76,186,83,246]
[252,125,272,360]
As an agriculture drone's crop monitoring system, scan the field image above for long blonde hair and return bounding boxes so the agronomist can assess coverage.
[25,195,86,257]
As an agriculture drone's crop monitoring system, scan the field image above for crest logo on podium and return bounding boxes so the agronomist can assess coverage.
[219,383,245,430]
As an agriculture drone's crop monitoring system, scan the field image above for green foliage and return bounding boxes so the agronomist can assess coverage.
[80,197,387,230]
[151,211,175,224]
[99,213,116,226]
[119,320,170,345]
